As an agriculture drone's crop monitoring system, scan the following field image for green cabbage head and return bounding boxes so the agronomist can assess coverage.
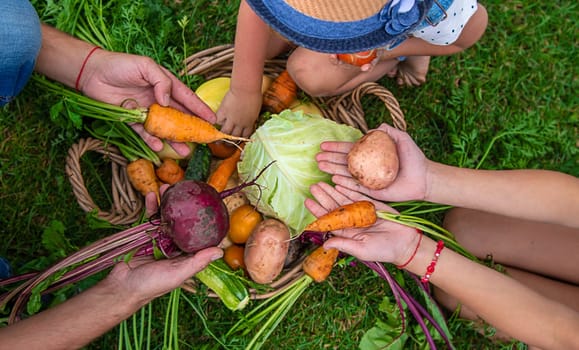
[238,110,363,236]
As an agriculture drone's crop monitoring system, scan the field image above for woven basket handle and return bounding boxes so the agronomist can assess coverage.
[183,46,406,133]
[65,138,143,225]
[315,82,406,133]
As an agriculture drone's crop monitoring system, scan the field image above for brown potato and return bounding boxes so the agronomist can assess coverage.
[244,219,290,284]
[347,130,399,190]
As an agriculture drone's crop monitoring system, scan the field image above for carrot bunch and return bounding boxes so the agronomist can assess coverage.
[36,77,250,145]
[262,70,298,114]
[87,120,186,204]
[207,145,243,192]
[302,201,377,282]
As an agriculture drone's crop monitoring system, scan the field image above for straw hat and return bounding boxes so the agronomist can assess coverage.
[245,0,439,53]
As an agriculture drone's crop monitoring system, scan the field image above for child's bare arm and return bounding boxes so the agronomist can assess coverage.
[217,0,271,137]
[381,4,488,59]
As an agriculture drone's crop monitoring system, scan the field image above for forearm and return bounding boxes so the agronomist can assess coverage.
[405,238,579,349]
[381,5,488,59]
[35,24,97,89]
[230,1,271,94]
[0,279,143,350]
[425,161,579,227]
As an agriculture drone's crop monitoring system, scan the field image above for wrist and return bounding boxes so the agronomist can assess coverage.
[403,237,438,275]
[395,229,422,268]
[75,46,103,92]
[99,271,149,311]
[423,160,444,202]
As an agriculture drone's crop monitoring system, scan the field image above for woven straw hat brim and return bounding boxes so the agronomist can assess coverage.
[246,0,434,53]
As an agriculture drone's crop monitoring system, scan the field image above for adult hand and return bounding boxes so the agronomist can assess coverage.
[80,50,216,157]
[144,183,170,218]
[316,123,429,202]
[305,182,420,265]
[104,247,223,307]
[216,89,262,138]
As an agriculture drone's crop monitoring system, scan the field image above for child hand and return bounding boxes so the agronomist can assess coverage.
[216,89,263,138]
[333,50,379,72]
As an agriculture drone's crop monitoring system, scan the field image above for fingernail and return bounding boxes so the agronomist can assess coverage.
[210,253,223,261]
[163,94,171,106]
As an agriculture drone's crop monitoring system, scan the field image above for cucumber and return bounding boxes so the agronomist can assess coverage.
[195,259,250,311]
[185,143,211,181]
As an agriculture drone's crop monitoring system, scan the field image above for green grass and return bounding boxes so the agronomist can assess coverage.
[1,0,577,349]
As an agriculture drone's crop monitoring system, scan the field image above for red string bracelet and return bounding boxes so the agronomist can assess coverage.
[396,229,423,269]
[420,240,445,283]
[75,46,101,91]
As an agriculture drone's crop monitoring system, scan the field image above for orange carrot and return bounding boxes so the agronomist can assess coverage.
[155,158,185,185]
[302,245,339,283]
[337,49,377,66]
[304,201,377,232]
[126,158,160,202]
[262,70,298,114]
[207,146,242,192]
[144,104,250,144]
[208,141,237,159]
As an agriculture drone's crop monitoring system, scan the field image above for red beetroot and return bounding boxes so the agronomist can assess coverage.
[160,180,229,253]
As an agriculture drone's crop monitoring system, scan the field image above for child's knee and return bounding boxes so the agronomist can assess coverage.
[287,51,339,97]
[442,207,481,248]
[286,64,330,97]
[442,208,468,239]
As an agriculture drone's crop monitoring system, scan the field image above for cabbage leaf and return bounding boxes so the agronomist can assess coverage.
[238,110,363,235]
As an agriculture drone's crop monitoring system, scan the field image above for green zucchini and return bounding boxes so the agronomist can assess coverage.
[195,258,250,311]
[185,143,211,181]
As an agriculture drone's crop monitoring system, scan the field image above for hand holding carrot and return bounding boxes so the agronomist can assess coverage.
[316,123,428,202]
[305,182,420,265]
[77,48,216,157]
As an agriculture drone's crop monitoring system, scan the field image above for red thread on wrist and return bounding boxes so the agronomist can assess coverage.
[396,229,423,269]
[420,240,445,284]
[75,46,101,91]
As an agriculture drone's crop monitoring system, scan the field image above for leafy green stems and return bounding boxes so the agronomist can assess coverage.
[375,211,479,262]
[0,220,175,323]
[34,76,148,124]
[118,303,152,350]
[226,274,313,350]
[87,120,162,166]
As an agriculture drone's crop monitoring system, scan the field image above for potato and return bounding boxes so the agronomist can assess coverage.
[221,171,249,214]
[347,130,399,190]
[244,219,290,284]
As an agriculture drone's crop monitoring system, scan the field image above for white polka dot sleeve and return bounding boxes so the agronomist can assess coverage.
[413,0,478,45]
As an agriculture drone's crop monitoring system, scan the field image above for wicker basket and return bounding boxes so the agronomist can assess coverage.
[66,138,143,225]
[181,44,407,133]
[66,44,406,300]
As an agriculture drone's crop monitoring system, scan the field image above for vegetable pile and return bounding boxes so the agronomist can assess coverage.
[1,71,472,350]
[238,109,363,235]
[0,179,234,322]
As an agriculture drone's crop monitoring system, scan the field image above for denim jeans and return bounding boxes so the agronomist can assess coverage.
[0,0,42,106]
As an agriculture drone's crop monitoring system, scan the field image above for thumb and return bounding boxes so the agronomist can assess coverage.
[142,63,172,106]
[177,247,223,279]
